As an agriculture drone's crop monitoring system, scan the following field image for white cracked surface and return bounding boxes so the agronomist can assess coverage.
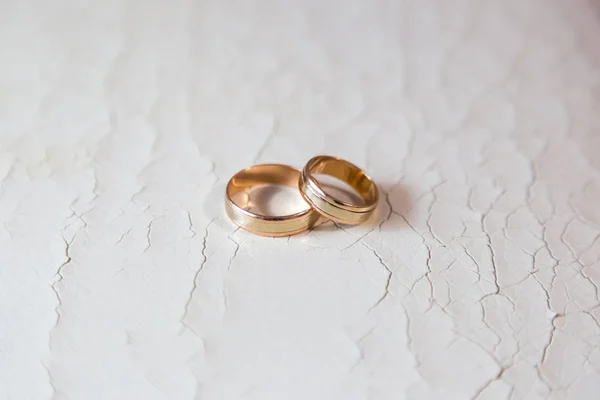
[1,0,600,399]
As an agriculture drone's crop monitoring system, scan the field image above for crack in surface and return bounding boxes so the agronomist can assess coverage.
[463,245,482,283]
[51,236,73,330]
[226,237,240,272]
[377,191,395,230]
[536,313,561,389]
[116,229,132,244]
[361,241,393,311]
[483,228,500,294]
[187,212,197,239]
[143,219,155,253]
[181,218,216,328]
[341,228,376,251]
[41,361,57,400]
[470,363,509,400]
[560,221,600,302]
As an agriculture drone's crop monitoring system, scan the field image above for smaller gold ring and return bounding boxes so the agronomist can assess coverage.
[299,156,379,225]
[225,164,320,237]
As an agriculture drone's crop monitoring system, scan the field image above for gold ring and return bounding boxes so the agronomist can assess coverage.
[299,155,379,225]
[225,164,320,237]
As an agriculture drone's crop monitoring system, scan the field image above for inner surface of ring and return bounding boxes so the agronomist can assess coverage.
[307,157,377,207]
[227,165,310,218]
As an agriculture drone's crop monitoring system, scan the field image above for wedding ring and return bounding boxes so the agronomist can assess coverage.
[225,164,320,237]
[299,156,379,225]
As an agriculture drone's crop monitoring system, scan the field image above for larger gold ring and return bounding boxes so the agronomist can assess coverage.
[299,156,379,225]
[225,164,320,237]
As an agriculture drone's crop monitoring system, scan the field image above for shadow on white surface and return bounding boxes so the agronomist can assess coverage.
[311,182,413,233]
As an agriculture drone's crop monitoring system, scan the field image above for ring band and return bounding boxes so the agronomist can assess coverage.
[225,164,320,237]
[299,156,379,225]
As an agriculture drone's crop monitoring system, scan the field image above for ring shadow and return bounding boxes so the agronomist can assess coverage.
[310,182,413,233]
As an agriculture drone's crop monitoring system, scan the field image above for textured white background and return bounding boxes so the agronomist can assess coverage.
[1,0,600,399]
